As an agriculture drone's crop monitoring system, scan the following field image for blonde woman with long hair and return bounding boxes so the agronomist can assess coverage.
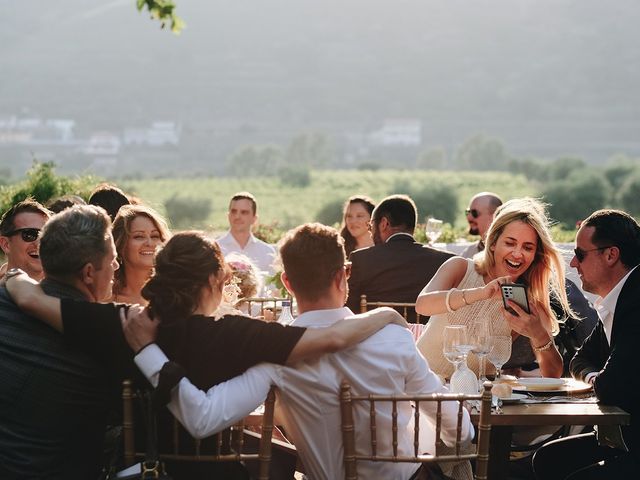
[416,198,573,379]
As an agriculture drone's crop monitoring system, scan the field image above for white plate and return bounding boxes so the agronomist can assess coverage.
[497,393,527,403]
[516,378,566,391]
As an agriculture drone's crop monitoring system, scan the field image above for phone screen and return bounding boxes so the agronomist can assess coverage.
[501,283,530,315]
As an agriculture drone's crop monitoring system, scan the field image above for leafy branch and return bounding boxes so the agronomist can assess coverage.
[137,0,185,34]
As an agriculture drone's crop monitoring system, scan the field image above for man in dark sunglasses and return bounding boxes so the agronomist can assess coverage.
[533,209,640,479]
[0,199,50,282]
[461,192,502,259]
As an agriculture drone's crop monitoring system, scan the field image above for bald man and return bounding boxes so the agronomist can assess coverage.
[460,192,503,259]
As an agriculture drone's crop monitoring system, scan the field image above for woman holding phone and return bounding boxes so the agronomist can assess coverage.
[415,197,574,379]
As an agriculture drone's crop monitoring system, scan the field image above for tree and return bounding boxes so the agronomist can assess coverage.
[410,184,458,225]
[138,0,185,33]
[603,154,640,190]
[0,162,95,214]
[315,199,344,226]
[618,172,640,217]
[226,144,284,177]
[164,195,211,229]
[416,146,447,170]
[285,132,334,168]
[454,134,509,171]
[546,156,586,182]
[543,171,609,228]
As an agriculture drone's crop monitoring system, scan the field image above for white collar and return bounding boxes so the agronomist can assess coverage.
[385,232,414,243]
[594,265,638,319]
[291,307,353,328]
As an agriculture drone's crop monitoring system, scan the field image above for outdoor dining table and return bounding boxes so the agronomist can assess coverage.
[470,399,631,479]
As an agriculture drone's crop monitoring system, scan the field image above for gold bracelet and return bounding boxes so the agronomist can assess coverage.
[461,289,469,306]
[532,338,554,353]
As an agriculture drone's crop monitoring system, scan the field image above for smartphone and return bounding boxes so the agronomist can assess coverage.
[501,283,530,315]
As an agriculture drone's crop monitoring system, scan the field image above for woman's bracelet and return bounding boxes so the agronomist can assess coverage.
[461,289,469,306]
[532,337,554,353]
[445,289,455,313]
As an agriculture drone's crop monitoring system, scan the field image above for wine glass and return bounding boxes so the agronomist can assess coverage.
[443,325,478,394]
[425,218,443,244]
[470,320,492,390]
[488,335,512,381]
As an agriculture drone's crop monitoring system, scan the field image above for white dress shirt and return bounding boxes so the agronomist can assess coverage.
[216,231,276,276]
[135,308,473,480]
[584,265,638,384]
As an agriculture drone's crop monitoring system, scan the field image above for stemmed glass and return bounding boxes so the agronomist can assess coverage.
[470,320,492,390]
[425,218,443,244]
[443,325,478,394]
[488,335,512,381]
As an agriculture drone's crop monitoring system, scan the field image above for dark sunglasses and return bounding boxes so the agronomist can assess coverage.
[573,245,613,263]
[5,227,41,243]
[465,208,480,218]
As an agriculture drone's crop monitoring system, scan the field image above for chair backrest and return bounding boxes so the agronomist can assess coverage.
[359,294,426,326]
[122,380,276,480]
[242,296,291,320]
[339,381,492,480]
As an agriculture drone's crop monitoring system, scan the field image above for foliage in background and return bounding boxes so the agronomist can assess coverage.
[0,162,95,214]
[279,165,311,187]
[315,198,344,227]
[253,222,286,245]
[137,0,185,34]
[542,170,610,228]
[163,195,212,229]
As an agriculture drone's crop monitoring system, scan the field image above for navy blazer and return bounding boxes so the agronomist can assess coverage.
[346,233,454,322]
[570,266,640,451]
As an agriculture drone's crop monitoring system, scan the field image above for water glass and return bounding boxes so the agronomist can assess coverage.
[488,335,512,380]
[470,320,492,390]
[443,325,478,394]
[425,218,443,244]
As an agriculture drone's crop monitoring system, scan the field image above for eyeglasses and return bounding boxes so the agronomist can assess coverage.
[465,209,481,218]
[5,227,41,243]
[573,245,614,263]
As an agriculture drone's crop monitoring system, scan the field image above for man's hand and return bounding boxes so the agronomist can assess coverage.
[347,306,410,329]
[120,305,159,353]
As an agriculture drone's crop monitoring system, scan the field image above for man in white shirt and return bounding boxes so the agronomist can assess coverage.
[132,223,473,480]
[216,192,276,277]
[460,192,502,259]
[533,209,640,479]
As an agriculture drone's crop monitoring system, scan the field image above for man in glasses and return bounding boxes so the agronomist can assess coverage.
[460,192,502,259]
[0,199,51,282]
[533,209,640,479]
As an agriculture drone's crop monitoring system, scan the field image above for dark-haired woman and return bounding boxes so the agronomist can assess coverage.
[340,195,375,256]
[7,231,406,478]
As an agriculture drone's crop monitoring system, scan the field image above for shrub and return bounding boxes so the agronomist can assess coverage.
[543,171,609,228]
[315,198,344,226]
[253,221,285,245]
[279,165,311,187]
[0,161,95,215]
[164,195,212,229]
[410,184,459,225]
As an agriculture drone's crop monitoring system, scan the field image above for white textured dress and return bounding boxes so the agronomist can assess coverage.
[416,258,510,378]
